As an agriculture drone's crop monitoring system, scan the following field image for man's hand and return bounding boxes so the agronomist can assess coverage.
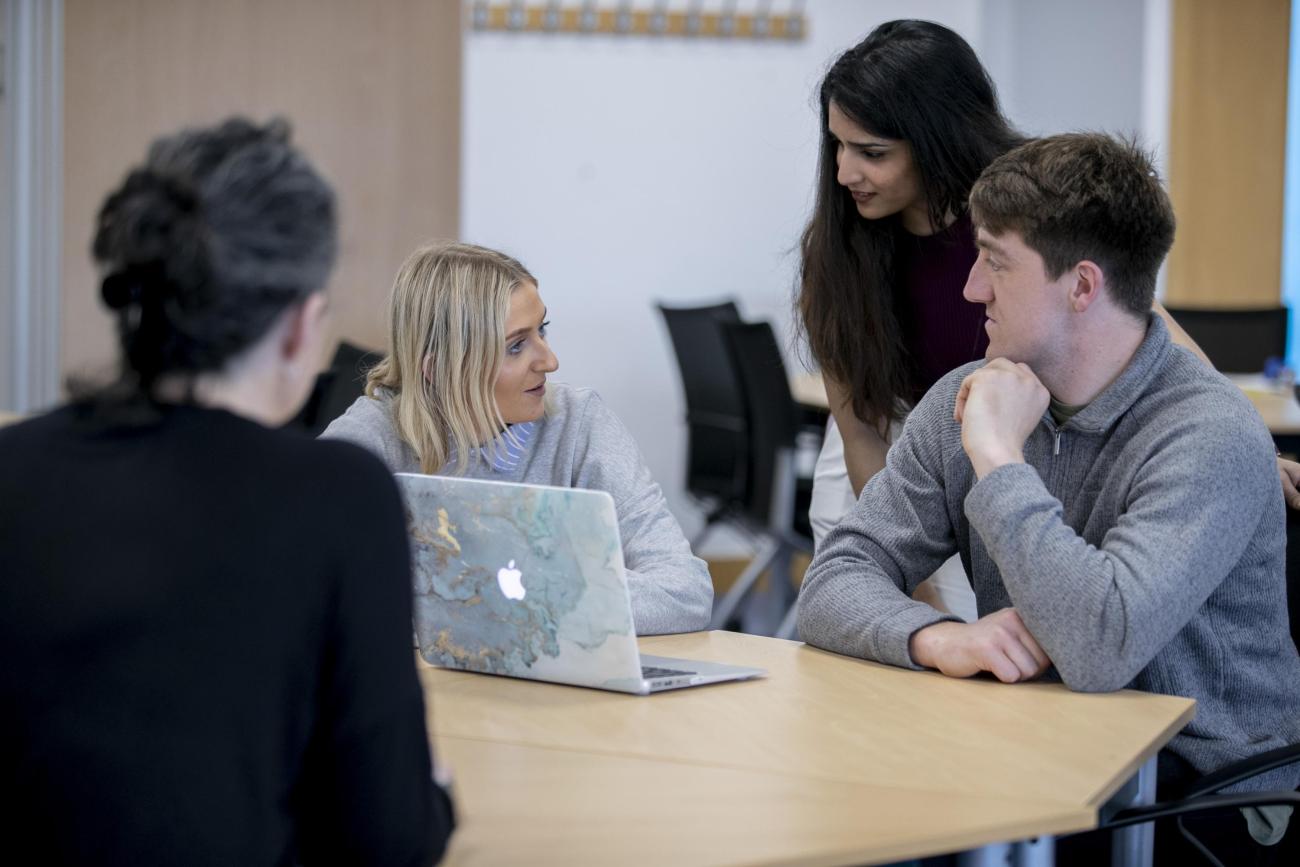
[909,608,1052,683]
[954,359,1050,478]
[1279,457,1300,510]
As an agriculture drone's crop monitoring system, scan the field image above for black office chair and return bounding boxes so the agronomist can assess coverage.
[319,341,383,428]
[1163,306,1288,373]
[288,368,337,434]
[1091,749,1299,865]
[288,340,383,436]
[656,301,750,550]
[709,320,816,639]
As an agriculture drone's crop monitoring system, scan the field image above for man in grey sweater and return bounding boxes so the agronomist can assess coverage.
[798,133,1300,810]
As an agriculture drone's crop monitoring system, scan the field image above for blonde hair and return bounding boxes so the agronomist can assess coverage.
[366,241,536,474]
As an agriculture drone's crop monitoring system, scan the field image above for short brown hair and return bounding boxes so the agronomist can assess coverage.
[969,133,1175,316]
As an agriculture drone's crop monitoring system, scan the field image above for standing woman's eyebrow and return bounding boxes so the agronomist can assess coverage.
[835,135,891,152]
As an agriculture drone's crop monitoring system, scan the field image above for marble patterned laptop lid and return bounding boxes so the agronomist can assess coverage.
[396,473,645,691]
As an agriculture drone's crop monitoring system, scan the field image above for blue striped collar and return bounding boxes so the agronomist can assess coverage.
[480,421,535,472]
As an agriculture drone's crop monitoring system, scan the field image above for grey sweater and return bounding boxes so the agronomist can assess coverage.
[321,382,713,636]
[799,315,1300,791]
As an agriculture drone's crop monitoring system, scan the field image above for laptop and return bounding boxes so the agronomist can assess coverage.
[396,473,766,694]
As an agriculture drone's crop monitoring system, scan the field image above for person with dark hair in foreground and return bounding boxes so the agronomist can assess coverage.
[0,118,454,865]
[798,133,1300,864]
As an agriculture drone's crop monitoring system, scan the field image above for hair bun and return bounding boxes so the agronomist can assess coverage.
[90,116,336,400]
[158,176,198,214]
[100,262,166,311]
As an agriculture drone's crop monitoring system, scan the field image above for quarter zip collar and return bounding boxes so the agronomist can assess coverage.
[1039,314,1171,437]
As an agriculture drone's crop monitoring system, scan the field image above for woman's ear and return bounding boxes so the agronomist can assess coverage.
[422,354,435,384]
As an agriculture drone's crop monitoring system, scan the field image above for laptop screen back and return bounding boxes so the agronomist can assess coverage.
[397,474,644,689]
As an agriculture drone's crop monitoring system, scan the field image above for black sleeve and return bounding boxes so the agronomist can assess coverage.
[296,451,455,866]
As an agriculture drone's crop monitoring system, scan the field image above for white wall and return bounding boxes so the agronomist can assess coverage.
[981,0,1147,138]
[462,0,1163,553]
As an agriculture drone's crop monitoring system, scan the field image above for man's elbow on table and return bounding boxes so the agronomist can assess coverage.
[1052,647,1144,694]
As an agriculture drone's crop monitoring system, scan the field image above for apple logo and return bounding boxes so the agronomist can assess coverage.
[497,560,526,600]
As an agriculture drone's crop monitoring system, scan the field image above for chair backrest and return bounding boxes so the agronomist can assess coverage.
[287,341,383,436]
[318,341,384,430]
[1163,306,1288,373]
[286,368,339,434]
[656,301,748,504]
[721,320,803,530]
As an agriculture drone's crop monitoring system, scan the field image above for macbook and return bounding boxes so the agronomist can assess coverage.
[396,473,766,694]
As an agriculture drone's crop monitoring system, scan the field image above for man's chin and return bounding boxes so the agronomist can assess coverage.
[985,345,1028,364]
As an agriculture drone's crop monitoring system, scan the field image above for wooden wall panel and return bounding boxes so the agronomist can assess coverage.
[1165,0,1290,308]
[62,0,461,382]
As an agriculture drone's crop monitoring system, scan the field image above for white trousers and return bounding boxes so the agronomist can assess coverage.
[809,415,979,623]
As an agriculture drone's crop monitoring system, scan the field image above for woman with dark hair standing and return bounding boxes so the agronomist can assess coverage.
[0,119,454,865]
[799,20,1294,616]
[800,20,1022,618]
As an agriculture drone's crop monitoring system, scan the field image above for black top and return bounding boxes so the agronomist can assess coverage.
[892,212,989,402]
[0,403,453,866]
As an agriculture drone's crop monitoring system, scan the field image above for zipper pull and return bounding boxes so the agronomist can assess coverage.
[1054,430,1061,456]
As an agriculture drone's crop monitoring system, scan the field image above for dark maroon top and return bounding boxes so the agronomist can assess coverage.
[892,211,989,402]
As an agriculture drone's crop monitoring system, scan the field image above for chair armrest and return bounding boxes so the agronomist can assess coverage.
[1185,744,1300,798]
[1102,791,1300,832]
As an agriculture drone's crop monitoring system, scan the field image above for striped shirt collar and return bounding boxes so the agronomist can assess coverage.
[478,421,536,472]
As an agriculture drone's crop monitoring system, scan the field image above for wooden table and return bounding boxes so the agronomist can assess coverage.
[1230,374,1300,438]
[422,630,1193,866]
[790,371,829,411]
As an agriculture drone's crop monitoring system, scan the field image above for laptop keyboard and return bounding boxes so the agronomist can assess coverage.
[642,665,696,679]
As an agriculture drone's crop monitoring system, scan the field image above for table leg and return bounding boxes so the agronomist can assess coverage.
[740,544,794,635]
[957,836,1053,866]
[709,538,779,630]
[1109,755,1158,867]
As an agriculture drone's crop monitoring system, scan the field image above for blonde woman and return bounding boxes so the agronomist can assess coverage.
[322,242,713,635]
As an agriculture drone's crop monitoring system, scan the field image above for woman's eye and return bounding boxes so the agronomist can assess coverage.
[507,340,525,355]
[538,320,550,338]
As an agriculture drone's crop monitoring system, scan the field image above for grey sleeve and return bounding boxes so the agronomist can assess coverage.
[570,396,713,635]
[319,396,418,475]
[964,413,1276,693]
[797,389,963,666]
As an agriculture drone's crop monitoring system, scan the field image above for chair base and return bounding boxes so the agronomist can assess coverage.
[709,530,811,637]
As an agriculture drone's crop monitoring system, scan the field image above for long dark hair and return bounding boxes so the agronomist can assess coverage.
[798,20,1022,427]
[77,117,336,423]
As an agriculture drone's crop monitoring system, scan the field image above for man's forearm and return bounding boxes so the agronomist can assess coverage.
[964,461,1259,692]
[799,529,957,667]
